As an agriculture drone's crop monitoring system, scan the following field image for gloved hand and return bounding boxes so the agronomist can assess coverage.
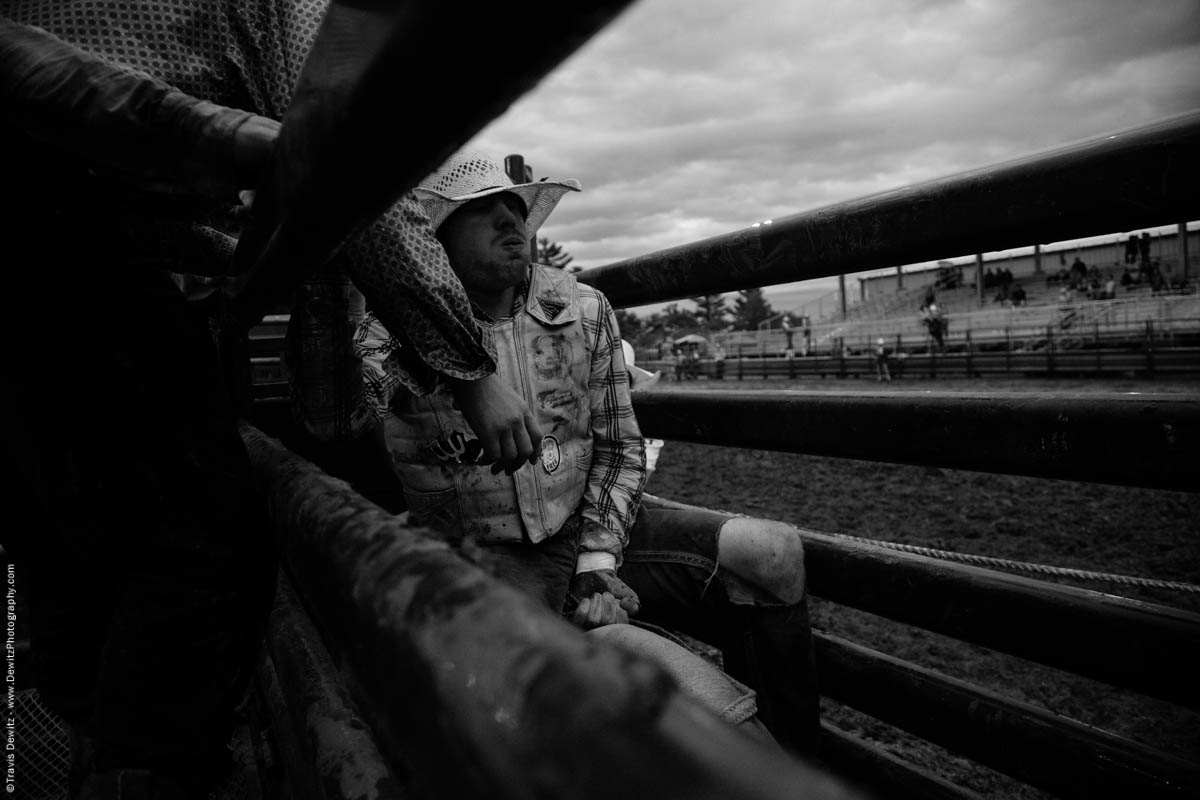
[571,592,628,629]
[567,569,641,630]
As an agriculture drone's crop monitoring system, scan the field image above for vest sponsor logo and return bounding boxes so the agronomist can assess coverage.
[427,430,484,464]
[532,334,572,380]
[540,435,562,474]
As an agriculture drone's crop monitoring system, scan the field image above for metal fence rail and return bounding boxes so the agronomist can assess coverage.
[580,111,1200,309]
[627,390,1199,492]
[240,423,870,800]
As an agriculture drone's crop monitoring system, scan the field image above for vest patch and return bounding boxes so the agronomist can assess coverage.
[540,435,562,474]
[427,430,483,464]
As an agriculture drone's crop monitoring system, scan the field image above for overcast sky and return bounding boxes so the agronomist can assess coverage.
[470,0,1200,313]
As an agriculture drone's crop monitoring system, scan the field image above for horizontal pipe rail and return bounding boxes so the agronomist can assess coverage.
[580,110,1200,308]
[230,0,637,324]
[261,575,400,800]
[239,423,867,800]
[800,530,1200,709]
[815,633,1200,800]
[630,390,1200,492]
[817,722,982,800]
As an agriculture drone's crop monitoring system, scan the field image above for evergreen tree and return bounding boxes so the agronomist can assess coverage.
[692,293,730,331]
[662,302,699,332]
[731,287,775,330]
[537,236,574,271]
[614,308,643,341]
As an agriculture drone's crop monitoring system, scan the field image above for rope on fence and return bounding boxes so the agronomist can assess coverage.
[827,533,1200,594]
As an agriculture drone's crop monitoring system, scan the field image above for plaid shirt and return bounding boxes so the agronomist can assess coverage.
[3,1,495,398]
[350,268,647,556]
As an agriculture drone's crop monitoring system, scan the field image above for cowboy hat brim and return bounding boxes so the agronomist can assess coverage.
[415,178,581,235]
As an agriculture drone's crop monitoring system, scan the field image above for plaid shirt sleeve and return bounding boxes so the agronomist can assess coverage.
[577,287,647,563]
[283,273,376,441]
[284,277,426,443]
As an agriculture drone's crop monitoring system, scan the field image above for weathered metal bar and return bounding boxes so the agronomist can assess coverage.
[630,390,1200,492]
[800,530,1200,709]
[230,0,636,326]
[815,633,1200,800]
[580,111,1200,308]
[817,722,983,800]
[261,575,401,800]
[239,423,869,800]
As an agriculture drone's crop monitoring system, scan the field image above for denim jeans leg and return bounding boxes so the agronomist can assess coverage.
[619,496,820,756]
[472,529,578,614]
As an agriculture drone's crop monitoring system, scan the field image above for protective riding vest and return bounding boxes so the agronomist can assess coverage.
[383,265,597,543]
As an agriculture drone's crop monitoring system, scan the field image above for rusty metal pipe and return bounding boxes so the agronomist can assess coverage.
[239,423,870,800]
[231,0,636,327]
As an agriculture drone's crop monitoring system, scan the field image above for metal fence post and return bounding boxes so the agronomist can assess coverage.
[1145,319,1156,377]
[1046,325,1055,374]
[966,329,974,377]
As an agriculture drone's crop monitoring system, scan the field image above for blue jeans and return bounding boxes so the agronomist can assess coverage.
[470,496,820,756]
[472,530,768,743]
[621,495,820,756]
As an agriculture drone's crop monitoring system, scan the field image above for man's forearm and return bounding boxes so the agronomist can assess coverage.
[0,18,272,199]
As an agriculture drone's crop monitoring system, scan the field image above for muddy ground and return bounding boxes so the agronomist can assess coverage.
[640,373,1200,798]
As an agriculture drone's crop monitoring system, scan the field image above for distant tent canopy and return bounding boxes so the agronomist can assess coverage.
[674,334,708,345]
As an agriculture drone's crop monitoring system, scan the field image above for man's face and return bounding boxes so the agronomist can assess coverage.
[438,193,530,295]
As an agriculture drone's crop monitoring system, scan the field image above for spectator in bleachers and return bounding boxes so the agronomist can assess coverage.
[1070,256,1088,288]
[1120,266,1135,288]
[1010,284,1027,306]
[1124,235,1139,264]
[1139,232,1152,265]
[1151,261,1167,292]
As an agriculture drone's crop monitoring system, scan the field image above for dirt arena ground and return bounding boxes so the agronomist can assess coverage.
[640,373,1200,798]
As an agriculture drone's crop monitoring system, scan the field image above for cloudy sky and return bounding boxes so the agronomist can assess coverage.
[470,0,1200,315]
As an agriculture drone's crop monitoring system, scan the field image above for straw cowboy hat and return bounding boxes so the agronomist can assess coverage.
[414,149,581,234]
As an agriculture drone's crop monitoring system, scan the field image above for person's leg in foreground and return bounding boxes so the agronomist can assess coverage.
[618,494,821,757]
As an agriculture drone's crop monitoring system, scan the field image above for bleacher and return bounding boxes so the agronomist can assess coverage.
[633,289,1200,383]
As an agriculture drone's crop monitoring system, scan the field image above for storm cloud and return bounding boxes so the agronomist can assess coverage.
[471,0,1200,310]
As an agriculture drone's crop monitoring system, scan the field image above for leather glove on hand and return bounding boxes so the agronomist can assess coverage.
[567,569,641,629]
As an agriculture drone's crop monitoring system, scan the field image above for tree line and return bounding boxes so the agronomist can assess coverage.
[541,238,803,349]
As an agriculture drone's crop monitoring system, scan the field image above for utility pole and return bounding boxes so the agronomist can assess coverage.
[975,253,984,306]
[1180,222,1190,284]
